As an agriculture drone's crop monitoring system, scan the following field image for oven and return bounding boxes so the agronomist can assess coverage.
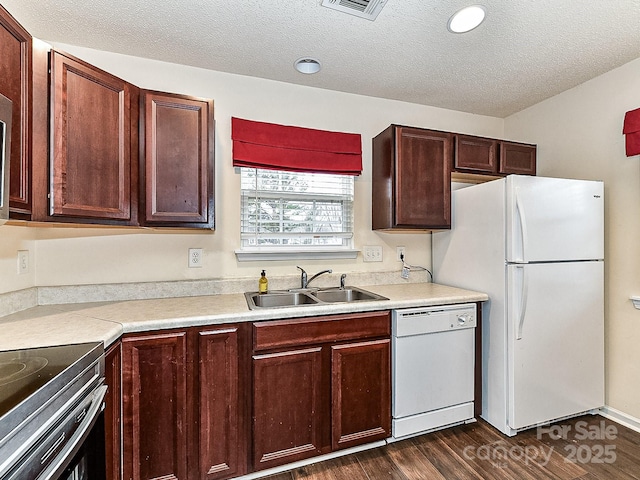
[0,342,106,480]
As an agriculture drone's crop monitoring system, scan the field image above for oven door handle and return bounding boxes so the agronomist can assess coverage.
[39,384,108,480]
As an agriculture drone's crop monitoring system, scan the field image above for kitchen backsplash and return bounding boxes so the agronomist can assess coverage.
[0,270,432,318]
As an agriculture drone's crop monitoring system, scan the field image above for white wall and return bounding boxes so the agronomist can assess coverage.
[0,225,36,292]
[505,56,640,419]
[0,43,504,293]
[2,33,639,425]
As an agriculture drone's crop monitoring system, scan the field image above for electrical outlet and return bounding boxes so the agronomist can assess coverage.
[363,245,383,262]
[17,250,29,275]
[188,248,203,268]
[401,264,410,279]
[396,246,406,262]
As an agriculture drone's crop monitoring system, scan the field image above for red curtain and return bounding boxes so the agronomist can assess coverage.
[623,107,640,157]
[232,117,362,175]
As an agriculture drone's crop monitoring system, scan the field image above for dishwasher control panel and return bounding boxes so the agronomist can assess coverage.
[392,303,477,337]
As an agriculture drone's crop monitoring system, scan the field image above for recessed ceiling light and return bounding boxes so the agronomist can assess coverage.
[448,5,486,33]
[294,57,321,74]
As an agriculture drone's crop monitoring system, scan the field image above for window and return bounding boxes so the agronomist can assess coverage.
[240,168,354,250]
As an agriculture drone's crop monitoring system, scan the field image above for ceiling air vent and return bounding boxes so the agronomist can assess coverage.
[321,0,388,21]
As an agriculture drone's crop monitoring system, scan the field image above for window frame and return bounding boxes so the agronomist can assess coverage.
[235,167,359,261]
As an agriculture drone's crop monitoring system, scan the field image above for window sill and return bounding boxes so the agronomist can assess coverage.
[235,249,359,262]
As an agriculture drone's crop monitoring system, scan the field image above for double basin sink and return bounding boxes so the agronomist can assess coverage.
[245,286,388,310]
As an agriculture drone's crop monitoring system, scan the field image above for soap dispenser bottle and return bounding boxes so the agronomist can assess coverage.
[259,270,268,294]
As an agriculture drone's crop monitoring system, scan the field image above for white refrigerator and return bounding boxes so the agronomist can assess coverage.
[433,175,605,436]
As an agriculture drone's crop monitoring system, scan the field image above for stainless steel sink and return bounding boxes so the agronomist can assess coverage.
[245,286,388,310]
[312,287,387,303]
[247,291,319,309]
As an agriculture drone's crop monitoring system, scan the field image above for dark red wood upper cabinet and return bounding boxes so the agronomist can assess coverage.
[0,6,32,218]
[499,141,537,175]
[50,50,136,222]
[454,134,498,173]
[454,136,536,177]
[372,125,451,230]
[140,90,214,228]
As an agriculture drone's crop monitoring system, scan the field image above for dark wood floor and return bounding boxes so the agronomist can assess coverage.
[264,415,640,480]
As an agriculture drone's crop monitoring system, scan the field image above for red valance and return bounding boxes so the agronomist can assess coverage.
[232,117,362,175]
[623,107,640,157]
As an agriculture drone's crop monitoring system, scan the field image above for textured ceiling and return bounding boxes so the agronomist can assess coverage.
[3,0,640,117]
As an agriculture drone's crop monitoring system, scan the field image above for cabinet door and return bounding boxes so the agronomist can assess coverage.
[331,339,391,450]
[454,135,498,173]
[198,327,246,480]
[50,50,135,221]
[395,127,451,229]
[499,141,536,175]
[252,347,323,471]
[140,90,214,228]
[122,331,190,480]
[0,6,31,217]
[105,342,122,480]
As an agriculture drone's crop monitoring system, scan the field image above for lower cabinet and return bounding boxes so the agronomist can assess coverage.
[252,311,392,471]
[105,341,122,480]
[331,339,390,451]
[197,327,247,480]
[116,312,391,479]
[122,330,191,480]
[121,324,247,480]
[252,347,325,470]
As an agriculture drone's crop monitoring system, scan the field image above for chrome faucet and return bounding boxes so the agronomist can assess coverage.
[296,266,332,289]
[340,274,347,289]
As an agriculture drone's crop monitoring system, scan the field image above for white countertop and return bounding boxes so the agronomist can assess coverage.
[0,283,487,351]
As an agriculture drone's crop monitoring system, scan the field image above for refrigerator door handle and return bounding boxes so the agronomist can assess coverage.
[516,265,528,340]
[515,188,529,262]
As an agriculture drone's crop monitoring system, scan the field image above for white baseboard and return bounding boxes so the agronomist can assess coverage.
[599,406,640,434]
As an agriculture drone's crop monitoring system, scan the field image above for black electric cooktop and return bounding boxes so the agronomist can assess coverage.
[0,342,105,479]
[0,342,103,426]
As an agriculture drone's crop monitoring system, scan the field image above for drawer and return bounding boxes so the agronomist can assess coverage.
[253,311,390,351]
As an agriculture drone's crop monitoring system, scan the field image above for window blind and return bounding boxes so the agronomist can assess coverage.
[240,168,354,248]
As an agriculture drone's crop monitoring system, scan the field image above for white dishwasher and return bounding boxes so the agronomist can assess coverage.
[391,303,477,440]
